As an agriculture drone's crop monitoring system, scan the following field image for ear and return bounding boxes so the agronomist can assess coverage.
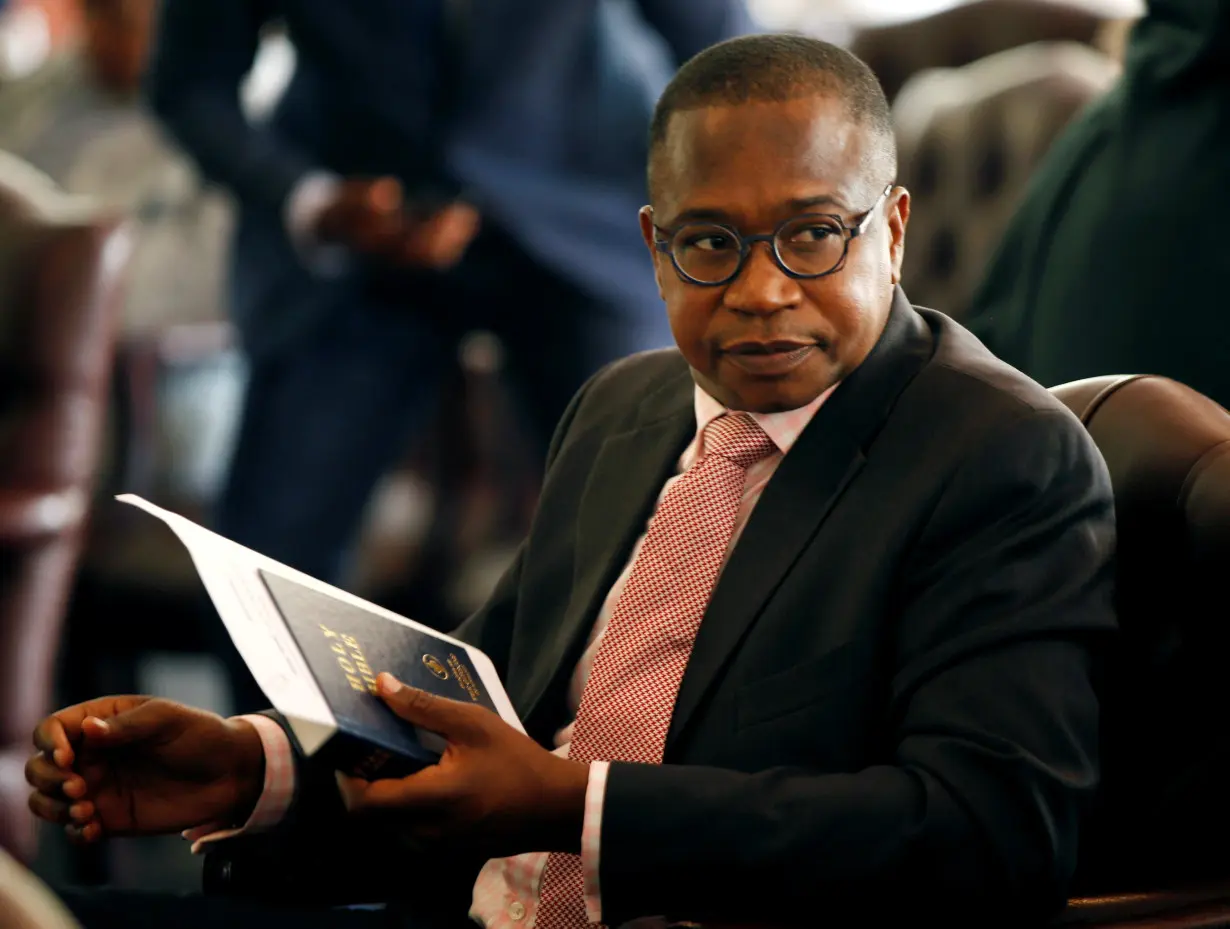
[639,206,668,300]
[886,187,911,286]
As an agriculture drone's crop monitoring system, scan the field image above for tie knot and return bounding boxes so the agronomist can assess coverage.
[702,413,776,470]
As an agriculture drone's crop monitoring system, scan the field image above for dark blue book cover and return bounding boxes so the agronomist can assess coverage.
[258,569,499,778]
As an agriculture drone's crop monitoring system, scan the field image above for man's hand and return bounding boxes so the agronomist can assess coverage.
[401,201,481,270]
[337,674,589,859]
[312,177,480,270]
[25,697,264,844]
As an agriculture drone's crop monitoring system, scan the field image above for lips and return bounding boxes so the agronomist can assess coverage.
[722,339,814,355]
[720,340,818,376]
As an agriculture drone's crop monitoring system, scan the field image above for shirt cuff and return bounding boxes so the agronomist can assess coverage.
[182,714,297,853]
[284,170,351,277]
[581,760,610,925]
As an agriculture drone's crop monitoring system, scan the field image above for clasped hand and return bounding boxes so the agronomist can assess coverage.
[25,674,589,860]
[315,177,481,270]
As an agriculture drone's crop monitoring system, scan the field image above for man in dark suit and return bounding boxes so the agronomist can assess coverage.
[144,0,752,615]
[28,34,1115,929]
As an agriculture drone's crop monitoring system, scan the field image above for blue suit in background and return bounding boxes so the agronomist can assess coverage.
[145,1,753,610]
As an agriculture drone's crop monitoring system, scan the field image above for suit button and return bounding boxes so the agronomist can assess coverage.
[509,901,526,921]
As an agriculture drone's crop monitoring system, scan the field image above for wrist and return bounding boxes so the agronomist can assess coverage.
[225,717,266,824]
[538,756,590,854]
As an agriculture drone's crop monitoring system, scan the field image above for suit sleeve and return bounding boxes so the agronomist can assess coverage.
[631,0,754,66]
[595,409,1117,927]
[144,0,315,212]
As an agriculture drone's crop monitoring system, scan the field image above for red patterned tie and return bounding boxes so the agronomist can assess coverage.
[535,413,776,928]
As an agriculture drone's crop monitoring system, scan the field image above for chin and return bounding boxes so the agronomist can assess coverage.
[703,348,837,412]
[739,368,839,414]
[725,378,829,414]
[696,357,836,413]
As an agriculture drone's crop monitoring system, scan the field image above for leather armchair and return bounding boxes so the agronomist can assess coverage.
[1050,374,1230,927]
[0,152,131,861]
[202,373,1230,926]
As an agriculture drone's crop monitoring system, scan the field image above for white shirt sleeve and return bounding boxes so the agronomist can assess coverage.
[283,170,351,277]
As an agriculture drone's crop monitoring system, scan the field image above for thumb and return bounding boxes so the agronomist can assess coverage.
[81,702,175,749]
[377,673,474,739]
[443,202,480,227]
[435,204,480,241]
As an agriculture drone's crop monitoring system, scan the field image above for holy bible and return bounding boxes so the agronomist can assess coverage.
[116,494,522,779]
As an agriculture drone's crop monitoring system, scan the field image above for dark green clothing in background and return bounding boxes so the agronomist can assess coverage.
[967,0,1230,404]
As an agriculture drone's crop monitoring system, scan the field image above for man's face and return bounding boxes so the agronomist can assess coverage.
[640,95,910,413]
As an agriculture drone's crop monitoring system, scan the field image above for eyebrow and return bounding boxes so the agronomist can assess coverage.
[664,193,854,227]
[788,194,852,212]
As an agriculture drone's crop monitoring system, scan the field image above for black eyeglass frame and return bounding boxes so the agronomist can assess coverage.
[652,183,895,287]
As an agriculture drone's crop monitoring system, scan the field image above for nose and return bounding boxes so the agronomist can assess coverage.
[722,240,803,317]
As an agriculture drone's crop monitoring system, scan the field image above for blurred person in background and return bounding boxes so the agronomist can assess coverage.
[965,0,1230,404]
[145,0,753,710]
[0,0,231,335]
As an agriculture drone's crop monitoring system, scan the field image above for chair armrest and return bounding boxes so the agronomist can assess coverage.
[201,832,422,905]
[0,487,87,543]
[1057,882,1230,926]
[204,843,1230,928]
[203,831,483,913]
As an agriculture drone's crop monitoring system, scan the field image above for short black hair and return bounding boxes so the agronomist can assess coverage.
[648,34,897,202]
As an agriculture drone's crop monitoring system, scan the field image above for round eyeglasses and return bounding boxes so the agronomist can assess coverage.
[653,184,894,287]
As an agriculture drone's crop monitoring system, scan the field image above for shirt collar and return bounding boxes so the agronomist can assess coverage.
[692,381,835,457]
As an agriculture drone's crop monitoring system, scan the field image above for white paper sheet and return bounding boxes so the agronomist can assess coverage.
[116,495,523,755]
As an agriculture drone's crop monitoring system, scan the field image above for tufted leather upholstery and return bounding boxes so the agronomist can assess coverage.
[1048,375,1230,926]
[0,152,130,860]
[893,41,1118,321]
[850,0,1110,104]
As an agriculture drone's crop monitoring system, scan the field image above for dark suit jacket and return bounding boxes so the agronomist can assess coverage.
[266,291,1116,926]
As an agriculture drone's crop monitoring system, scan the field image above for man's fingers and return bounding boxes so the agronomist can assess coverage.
[364,177,403,214]
[67,800,95,824]
[320,177,404,246]
[355,225,412,258]
[32,718,73,767]
[427,205,480,245]
[347,181,406,244]
[33,697,150,762]
[376,674,474,738]
[401,206,480,268]
[438,204,480,240]
[28,791,70,825]
[65,822,103,846]
[24,754,81,796]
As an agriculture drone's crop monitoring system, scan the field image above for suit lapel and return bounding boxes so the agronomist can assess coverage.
[667,290,936,748]
[520,364,695,722]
